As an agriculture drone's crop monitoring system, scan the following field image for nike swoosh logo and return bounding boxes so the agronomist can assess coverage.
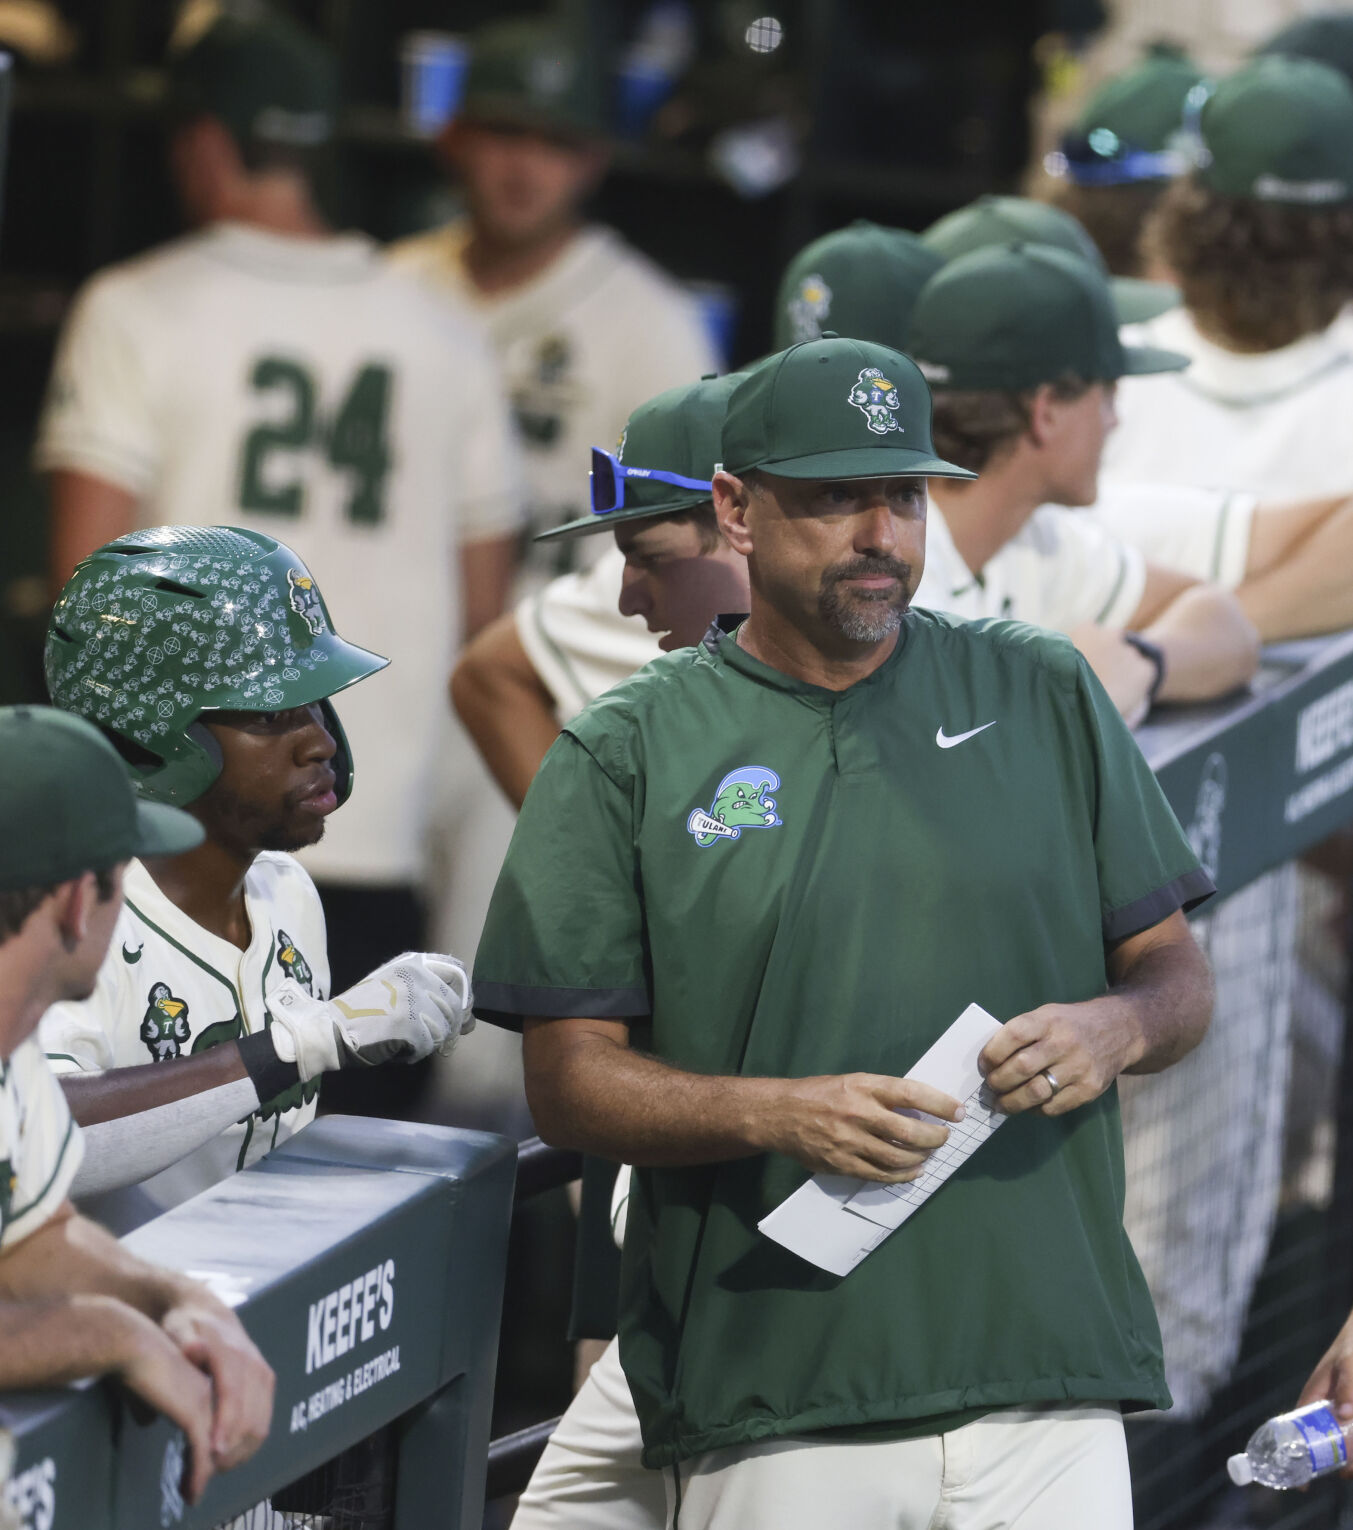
[936,722,997,749]
[122,941,143,963]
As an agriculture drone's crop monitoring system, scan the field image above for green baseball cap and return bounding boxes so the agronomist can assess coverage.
[1258,13,1353,88]
[722,337,975,482]
[0,706,203,892]
[168,6,339,150]
[1048,45,1205,185]
[539,374,738,542]
[772,222,944,349]
[1195,55,1353,204]
[906,243,1190,392]
[458,18,605,141]
[920,194,1178,324]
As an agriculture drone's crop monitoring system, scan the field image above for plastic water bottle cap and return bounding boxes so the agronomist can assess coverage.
[1227,1453,1254,1486]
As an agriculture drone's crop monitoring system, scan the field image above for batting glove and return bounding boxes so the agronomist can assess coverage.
[266,952,474,1081]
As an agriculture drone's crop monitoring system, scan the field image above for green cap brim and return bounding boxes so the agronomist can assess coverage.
[132,798,205,859]
[236,635,389,714]
[750,448,977,481]
[1111,277,1180,324]
[1121,343,1191,375]
[536,498,712,542]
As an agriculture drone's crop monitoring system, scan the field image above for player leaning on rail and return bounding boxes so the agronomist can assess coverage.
[0,706,271,1506]
[474,336,1218,1529]
[39,526,472,1233]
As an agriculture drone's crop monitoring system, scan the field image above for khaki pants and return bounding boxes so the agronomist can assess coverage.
[514,1340,1133,1530]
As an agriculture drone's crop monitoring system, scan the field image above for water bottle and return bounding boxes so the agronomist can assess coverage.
[1228,1401,1353,1488]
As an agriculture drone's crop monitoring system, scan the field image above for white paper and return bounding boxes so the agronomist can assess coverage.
[758,1003,1005,1276]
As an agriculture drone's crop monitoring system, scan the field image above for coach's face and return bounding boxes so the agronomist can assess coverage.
[194,705,339,856]
[714,472,926,654]
[445,123,606,248]
[615,515,751,652]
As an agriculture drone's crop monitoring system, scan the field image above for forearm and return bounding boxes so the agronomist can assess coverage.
[450,626,561,809]
[1144,584,1259,701]
[1238,498,1353,640]
[0,1292,160,1390]
[73,1078,260,1196]
[1111,930,1214,1075]
[459,534,518,640]
[62,1039,254,1125]
[0,1206,192,1320]
[524,1021,781,1166]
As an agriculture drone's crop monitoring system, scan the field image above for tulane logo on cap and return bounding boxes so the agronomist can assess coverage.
[687,766,783,848]
[287,568,326,637]
[788,273,833,342]
[848,368,903,435]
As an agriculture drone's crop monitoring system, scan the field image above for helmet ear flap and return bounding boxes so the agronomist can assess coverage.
[319,699,356,804]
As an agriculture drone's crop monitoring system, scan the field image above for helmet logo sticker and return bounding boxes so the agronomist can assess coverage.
[848,368,904,435]
[287,569,326,636]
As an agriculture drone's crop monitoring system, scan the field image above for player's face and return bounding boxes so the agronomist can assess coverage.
[449,124,605,248]
[63,863,127,1005]
[1046,381,1117,508]
[194,705,340,856]
[719,473,927,651]
[615,516,751,652]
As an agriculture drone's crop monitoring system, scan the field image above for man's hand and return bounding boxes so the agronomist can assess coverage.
[980,997,1145,1117]
[1069,623,1154,727]
[111,1303,219,1504]
[758,1073,965,1182]
[268,953,473,1079]
[1300,1308,1353,1474]
[160,1291,274,1473]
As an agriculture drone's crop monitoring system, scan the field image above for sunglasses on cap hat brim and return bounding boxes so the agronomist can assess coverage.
[1045,130,1187,186]
[589,446,713,517]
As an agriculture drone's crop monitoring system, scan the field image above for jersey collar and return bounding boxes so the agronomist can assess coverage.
[709,608,912,700]
[1138,306,1353,405]
[203,221,379,284]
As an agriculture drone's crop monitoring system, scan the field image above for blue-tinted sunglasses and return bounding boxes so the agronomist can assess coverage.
[589,447,713,517]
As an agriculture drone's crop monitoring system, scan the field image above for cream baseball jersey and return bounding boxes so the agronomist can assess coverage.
[0,1037,83,1251]
[35,221,525,885]
[1088,479,1258,589]
[40,853,329,1215]
[389,222,717,576]
[913,499,1147,630]
[1105,307,1353,499]
[516,545,663,723]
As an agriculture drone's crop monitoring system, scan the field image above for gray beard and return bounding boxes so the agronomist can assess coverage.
[818,557,911,642]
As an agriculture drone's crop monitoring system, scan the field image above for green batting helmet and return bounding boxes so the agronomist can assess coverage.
[45,525,388,807]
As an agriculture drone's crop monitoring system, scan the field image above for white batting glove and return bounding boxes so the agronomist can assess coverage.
[267,953,474,1082]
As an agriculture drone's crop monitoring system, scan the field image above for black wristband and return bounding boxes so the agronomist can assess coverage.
[237,1030,301,1103]
[1123,631,1167,707]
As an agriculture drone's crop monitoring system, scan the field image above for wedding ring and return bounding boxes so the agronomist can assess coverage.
[1042,1069,1061,1093]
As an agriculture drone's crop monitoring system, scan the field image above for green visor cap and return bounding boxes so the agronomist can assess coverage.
[539,374,739,541]
[167,7,339,150]
[906,243,1190,392]
[920,194,1178,324]
[459,18,606,140]
[722,336,975,482]
[0,706,203,890]
[1196,55,1353,204]
[773,222,944,349]
[1258,13,1353,88]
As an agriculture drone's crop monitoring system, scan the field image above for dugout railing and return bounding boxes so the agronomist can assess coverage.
[0,1116,516,1530]
[484,629,1353,1529]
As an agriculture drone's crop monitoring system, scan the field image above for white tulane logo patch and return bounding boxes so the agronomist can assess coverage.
[848,367,903,435]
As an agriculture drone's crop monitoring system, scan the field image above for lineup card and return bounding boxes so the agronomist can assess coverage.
[759,1004,1005,1276]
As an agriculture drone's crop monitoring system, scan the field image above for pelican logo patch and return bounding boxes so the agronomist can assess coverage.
[788,272,832,341]
[141,982,191,1062]
[277,929,315,995]
[688,766,783,848]
[848,367,903,435]
[287,567,326,636]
